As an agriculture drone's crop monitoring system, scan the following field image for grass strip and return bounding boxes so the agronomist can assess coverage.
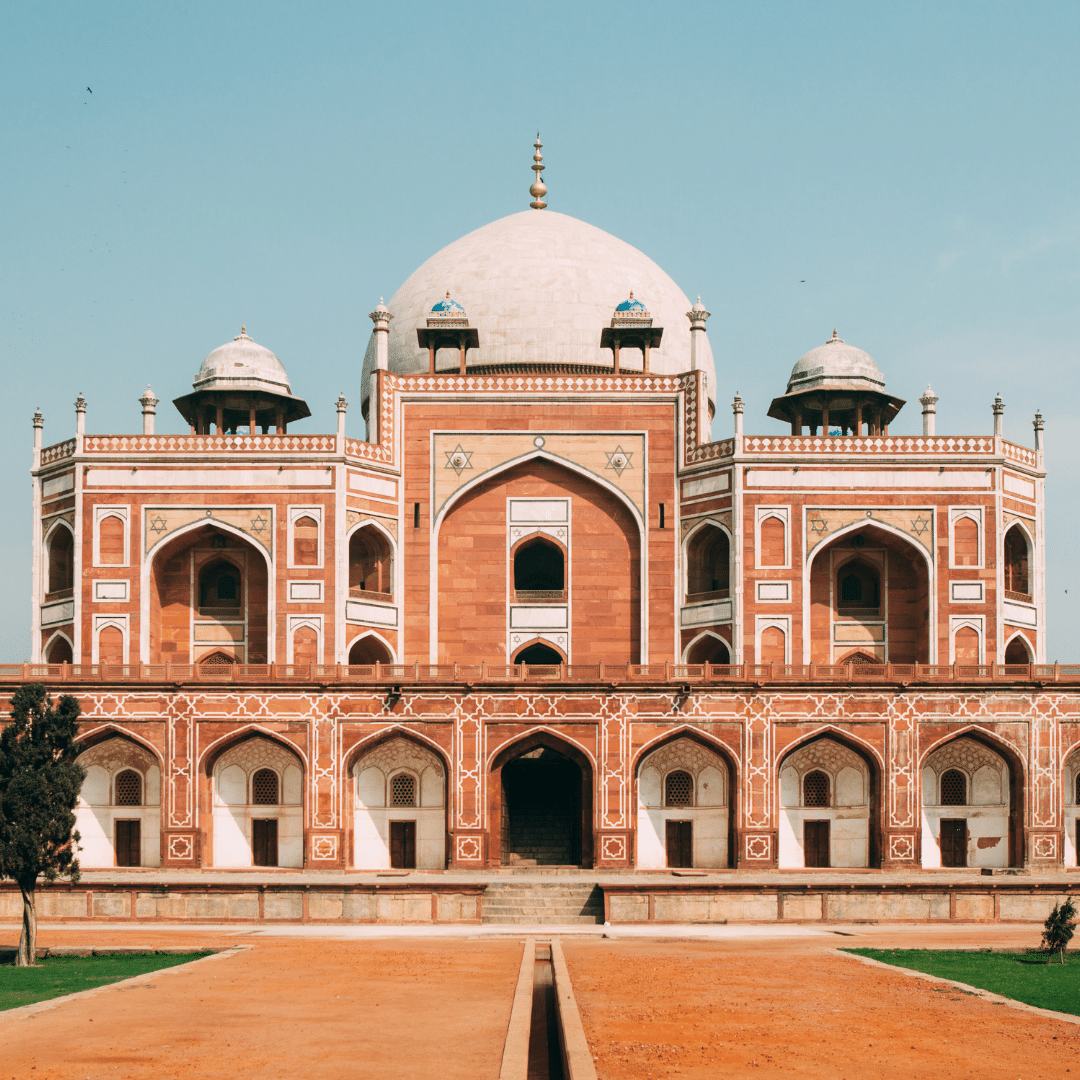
[0,951,213,1011]
[845,948,1080,1016]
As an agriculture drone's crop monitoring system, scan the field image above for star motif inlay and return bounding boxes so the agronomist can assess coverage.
[443,444,474,476]
[605,445,634,476]
[809,515,829,534]
[250,514,268,534]
[149,515,167,534]
[910,515,931,535]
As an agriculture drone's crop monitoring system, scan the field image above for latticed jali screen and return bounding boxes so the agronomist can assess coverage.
[665,770,693,807]
[115,769,142,806]
[390,773,416,807]
[940,769,967,806]
[803,771,829,807]
[252,768,279,805]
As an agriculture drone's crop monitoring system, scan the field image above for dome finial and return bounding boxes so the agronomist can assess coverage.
[529,132,547,210]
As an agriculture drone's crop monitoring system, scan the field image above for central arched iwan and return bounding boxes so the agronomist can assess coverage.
[437,459,641,664]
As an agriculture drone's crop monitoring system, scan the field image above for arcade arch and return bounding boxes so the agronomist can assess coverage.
[921,735,1016,868]
[352,735,446,869]
[778,735,875,868]
[636,736,730,869]
[211,736,303,867]
[489,732,594,868]
[75,736,161,867]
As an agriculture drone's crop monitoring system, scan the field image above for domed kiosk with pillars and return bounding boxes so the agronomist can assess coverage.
[12,138,1076,930]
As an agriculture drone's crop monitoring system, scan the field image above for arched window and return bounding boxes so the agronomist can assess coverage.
[293,516,319,566]
[514,641,564,665]
[115,769,142,806]
[349,526,393,597]
[513,538,564,598]
[46,636,73,664]
[1004,526,1030,599]
[251,769,279,805]
[47,527,74,597]
[200,651,236,666]
[759,517,786,567]
[198,560,242,613]
[953,517,979,566]
[98,515,125,565]
[940,769,966,806]
[664,770,693,807]
[804,771,829,807]
[348,636,393,666]
[687,526,730,601]
[1004,636,1032,664]
[836,559,880,613]
[390,773,416,807]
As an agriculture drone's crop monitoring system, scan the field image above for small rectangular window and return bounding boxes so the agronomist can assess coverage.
[659,503,666,530]
[413,502,420,529]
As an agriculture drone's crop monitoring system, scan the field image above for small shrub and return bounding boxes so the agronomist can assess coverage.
[1040,898,1076,965]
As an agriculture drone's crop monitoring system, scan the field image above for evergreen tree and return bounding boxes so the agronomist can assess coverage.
[1041,897,1077,965]
[0,684,85,966]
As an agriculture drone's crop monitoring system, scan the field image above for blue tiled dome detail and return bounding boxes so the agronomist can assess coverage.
[431,297,466,314]
[615,297,648,313]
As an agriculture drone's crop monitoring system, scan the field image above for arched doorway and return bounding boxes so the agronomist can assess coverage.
[75,736,162,867]
[490,733,593,868]
[685,633,731,665]
[513,641,565,665]
[348,634,393,666]
[921,734,1021,868]
[351,735,447,869]
[210,735,304,867]
[778,735,878,868]
[636,736,732,868]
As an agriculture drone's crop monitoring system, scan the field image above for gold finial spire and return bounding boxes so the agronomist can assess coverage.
[529,132,547,210]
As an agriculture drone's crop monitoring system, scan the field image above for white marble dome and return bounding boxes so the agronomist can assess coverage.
[193,327,293,396]
[362,210,715,407]
[787,331,885,394]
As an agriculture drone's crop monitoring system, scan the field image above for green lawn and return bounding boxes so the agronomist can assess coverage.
[845,948,1080,1016]
[0,952,213,1011]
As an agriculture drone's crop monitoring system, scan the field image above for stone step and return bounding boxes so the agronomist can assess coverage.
[483,905,603,916]
[482,914,603,925]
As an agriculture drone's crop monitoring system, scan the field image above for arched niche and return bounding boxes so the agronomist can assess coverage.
[684,632,731,666]
[75,735,161,868]
[45,523,74,601]
[1064,747,1080,868]
[808,524,931,665]
[347,632,394,666]
[636,735,732,869]
[489,731,595,869]
[512,639,566,665]
[921,734,1021,869]
[777,734,878,869]
[210,735,304,868]
[685,523,730,603]
[1004,634,1033,665]
[45,632,73,664]
[1004,523,1032,601]
[147,524,268,664]
[350,734,447,870]
[349,524,394,599]
[512,533,566,600]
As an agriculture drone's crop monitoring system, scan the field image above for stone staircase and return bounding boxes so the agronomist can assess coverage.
[481,880,605,925]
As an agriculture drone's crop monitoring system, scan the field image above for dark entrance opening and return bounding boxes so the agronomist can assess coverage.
[390,821,417,869]
[940,818,967,867]
[665,820,693,868]
[804,820,830,867]
[252,818,279,866]
[501,748,582,866]
[515,642,564,666]
[115,820,141,867]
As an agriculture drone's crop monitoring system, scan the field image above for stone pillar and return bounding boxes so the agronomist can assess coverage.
[1033,410,1044,455]
[369,299,392,370]
[139,385,158,435]
[32,407,43,468]
[732,392,744,438]
[919,385,938,436]
[686,297,710,372]
[993,393,1005,437]
[336,392,348,453]
[74,393,87,436]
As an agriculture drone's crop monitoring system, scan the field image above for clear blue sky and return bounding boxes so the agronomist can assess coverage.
[1,2,1077,660]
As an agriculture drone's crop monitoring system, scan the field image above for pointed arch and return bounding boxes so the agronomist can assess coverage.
[918,725,1026,867]
[342,724,452,779]
[77,724,164,766]
[44,630,74,664]
[511,638,567,664]
[1003,631,1033,665]
[198,724,309,777]
[346,629,397,665]
[682,630,731,665]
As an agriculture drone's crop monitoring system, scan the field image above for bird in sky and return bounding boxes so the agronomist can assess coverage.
[87,87,92,93]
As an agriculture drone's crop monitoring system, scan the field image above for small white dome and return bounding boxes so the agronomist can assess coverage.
[362,210,715,405]
[787,331,885,394]
[194,327,293,395]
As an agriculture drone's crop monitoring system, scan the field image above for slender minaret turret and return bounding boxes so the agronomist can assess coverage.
[993,392,1005,437]
[687,297,711,373]
[140,385,159,435]
[919,384,938,436]
[369,298,392,370]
